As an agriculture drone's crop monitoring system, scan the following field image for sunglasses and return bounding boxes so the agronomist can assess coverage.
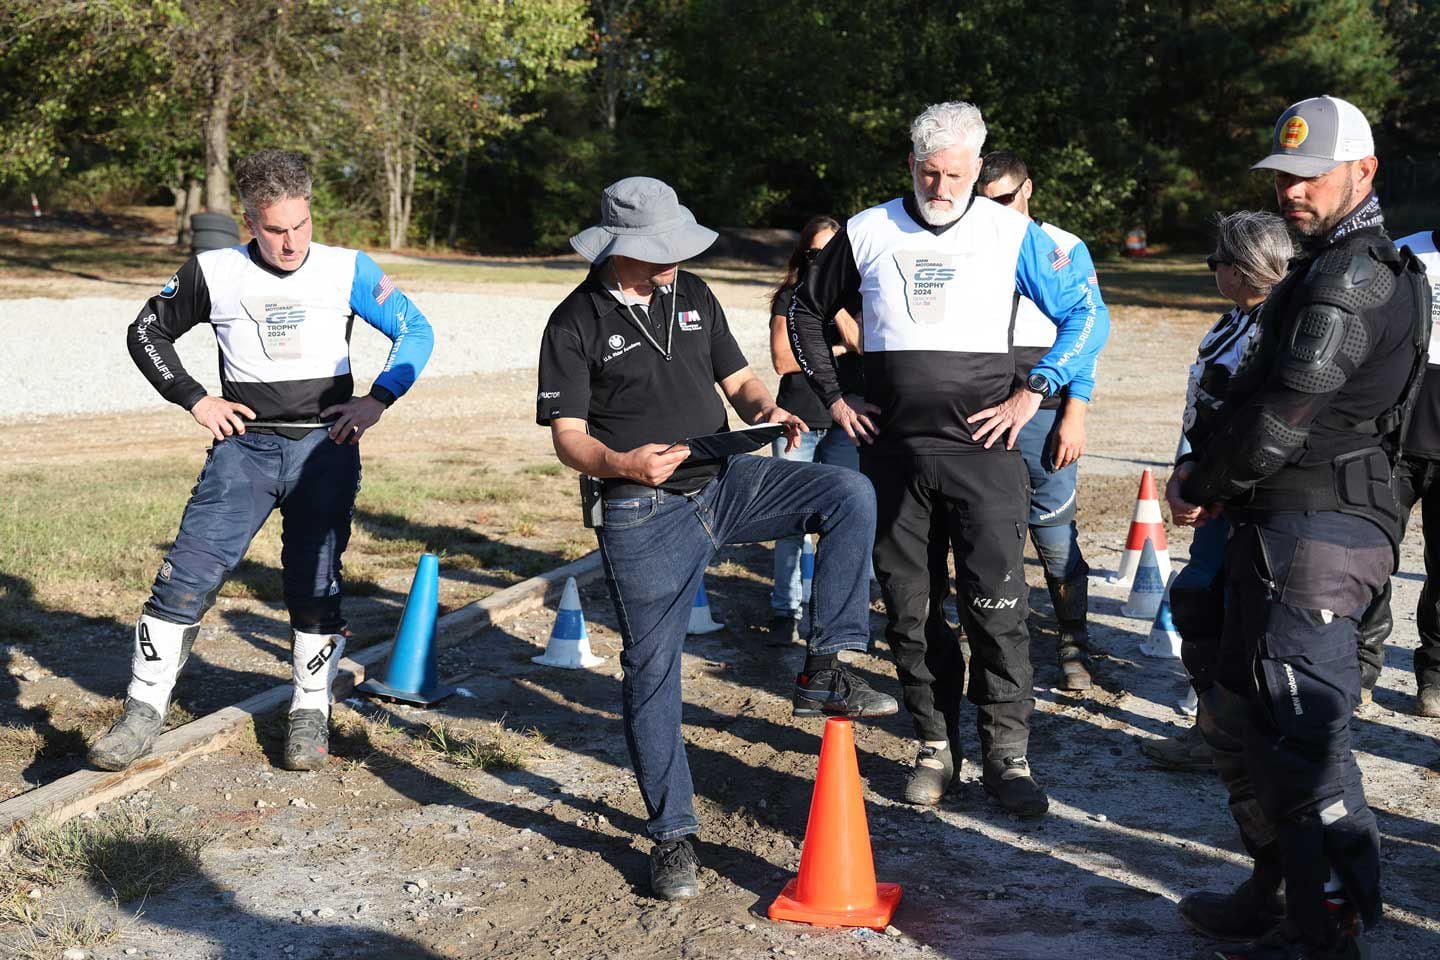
[1206,255,1234,272]
[987,181,1027,206]
[803,247,824,262]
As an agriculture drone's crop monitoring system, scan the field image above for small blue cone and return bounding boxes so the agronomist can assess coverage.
[1121,538,1167,620]
[687,580,724,634]
[533,577,605,668]
[358,553,455,704]
[1140,571,1183,658]
[800,535,816,604]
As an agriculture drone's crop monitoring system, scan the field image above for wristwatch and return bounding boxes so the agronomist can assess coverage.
[1025,373,1053,399]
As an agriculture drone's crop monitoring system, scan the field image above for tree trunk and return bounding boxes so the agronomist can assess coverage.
[400,152,416,250]
[203,41,235,212]
[446,143,469,247]
[383,141,404,250]
[177,176,203,247]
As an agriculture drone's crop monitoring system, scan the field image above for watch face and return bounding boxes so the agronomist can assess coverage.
[1027,374,1050,397]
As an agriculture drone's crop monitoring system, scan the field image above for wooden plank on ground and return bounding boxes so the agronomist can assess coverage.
[0,551,604,852]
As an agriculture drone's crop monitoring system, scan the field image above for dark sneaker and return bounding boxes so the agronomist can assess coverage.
[902,742,956,805]
[981,756,1048,818]
[1179,878,1285,942]
[1140,722,1215,772]
[1211,923,1369,960]
[792,667,898,718]
[767,614,799,646]
[649,838,700,901]
[1416,684,1440,718]
[282,709,331,771]
[1058,636,1093,690]
[88,698,165,771]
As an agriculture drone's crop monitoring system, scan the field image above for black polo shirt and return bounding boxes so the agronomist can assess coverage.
[537,265,749,489]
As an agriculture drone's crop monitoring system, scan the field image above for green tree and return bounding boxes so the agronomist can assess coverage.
[328,0,589,249]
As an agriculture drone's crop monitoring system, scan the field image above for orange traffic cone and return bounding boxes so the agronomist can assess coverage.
[1108,468,1171,588]
[768,717,902,929]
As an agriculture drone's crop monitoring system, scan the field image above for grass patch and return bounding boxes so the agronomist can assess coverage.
[0,900,127,959]
[330,708,406,773]
[520,463,564,477]
[418,719,542,771]
[4,805,214,905]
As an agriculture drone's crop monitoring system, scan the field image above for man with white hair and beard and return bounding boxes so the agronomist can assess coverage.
[788,101,1109,816]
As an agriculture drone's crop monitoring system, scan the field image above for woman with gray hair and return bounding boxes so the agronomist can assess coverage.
[1148,211,1293,773]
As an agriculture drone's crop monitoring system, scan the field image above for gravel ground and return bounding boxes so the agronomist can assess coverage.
[0,288,772,421]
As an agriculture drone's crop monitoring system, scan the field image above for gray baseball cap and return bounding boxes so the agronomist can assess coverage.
[1252,95,1375,177]
[570,177,717,264]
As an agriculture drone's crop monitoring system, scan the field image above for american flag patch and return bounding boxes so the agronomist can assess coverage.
[1087,271,1098,286]
[1049,246,1071,271]
[372,275,396,305]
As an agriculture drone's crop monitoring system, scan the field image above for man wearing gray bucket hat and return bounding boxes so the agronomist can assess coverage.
[1171,96,1432,959]
[537,176,897,901]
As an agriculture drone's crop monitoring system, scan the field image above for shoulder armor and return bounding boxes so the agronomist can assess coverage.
[1303,239,1397,315]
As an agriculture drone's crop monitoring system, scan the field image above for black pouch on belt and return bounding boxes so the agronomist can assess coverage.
[1333,446,1403,558]
[580,474,604,529]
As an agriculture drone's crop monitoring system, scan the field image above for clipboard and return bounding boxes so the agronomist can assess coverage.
[675,424,786,462]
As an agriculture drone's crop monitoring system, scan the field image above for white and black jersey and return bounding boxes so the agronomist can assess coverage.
[127,240,434,420]
[1397,230,1440,458]
[789,195,1109,454]
[1011,222,1101,410]
[1178,304,1264,461]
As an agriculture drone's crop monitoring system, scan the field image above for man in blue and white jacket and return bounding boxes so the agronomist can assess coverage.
[92,150,434,773]
[789,101,1108,817]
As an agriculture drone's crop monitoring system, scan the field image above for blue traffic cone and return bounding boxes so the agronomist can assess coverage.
[358,553,455,704]
[687,580,724,634]
[1140,570,1183,658]
[533,577,606,668]
[800,535,816,604]
[1120,538,1167,620]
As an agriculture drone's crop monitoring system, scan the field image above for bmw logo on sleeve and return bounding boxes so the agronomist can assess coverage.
[159,273,180,299]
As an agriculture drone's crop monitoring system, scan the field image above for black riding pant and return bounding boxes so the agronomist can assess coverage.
[1219,511,1389,943]
[864,450,1032,749]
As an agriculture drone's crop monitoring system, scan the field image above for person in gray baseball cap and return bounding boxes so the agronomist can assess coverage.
[1171,96,1433,959]
[536,176,897,901]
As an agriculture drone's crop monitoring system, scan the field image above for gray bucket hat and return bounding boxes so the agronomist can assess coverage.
[570,177,717,264]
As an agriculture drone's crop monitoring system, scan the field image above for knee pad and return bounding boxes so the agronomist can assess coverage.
[146,559,224,625]
[286,594,345,634]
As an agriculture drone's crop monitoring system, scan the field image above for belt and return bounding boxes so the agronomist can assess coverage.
[601,480,701,500]
[244,419,334,437]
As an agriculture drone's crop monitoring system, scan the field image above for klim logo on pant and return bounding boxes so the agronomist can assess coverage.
[971,597,1018,610]
[138,623,161,662]
[306,640,337,675]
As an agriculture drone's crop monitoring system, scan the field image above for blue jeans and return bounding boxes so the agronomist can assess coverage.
[770,428,865,616]
[146,429,361,631]
[596,453,876,840]
[1017,407,1084,581]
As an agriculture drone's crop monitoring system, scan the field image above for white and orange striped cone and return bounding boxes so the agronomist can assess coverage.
[1121,538,1168,620]
[1108,468,1171,588]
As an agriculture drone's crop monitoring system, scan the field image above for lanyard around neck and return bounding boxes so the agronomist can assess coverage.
[612,266,675,360]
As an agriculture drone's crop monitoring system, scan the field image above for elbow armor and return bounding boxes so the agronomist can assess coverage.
[1247,410,1309,474]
